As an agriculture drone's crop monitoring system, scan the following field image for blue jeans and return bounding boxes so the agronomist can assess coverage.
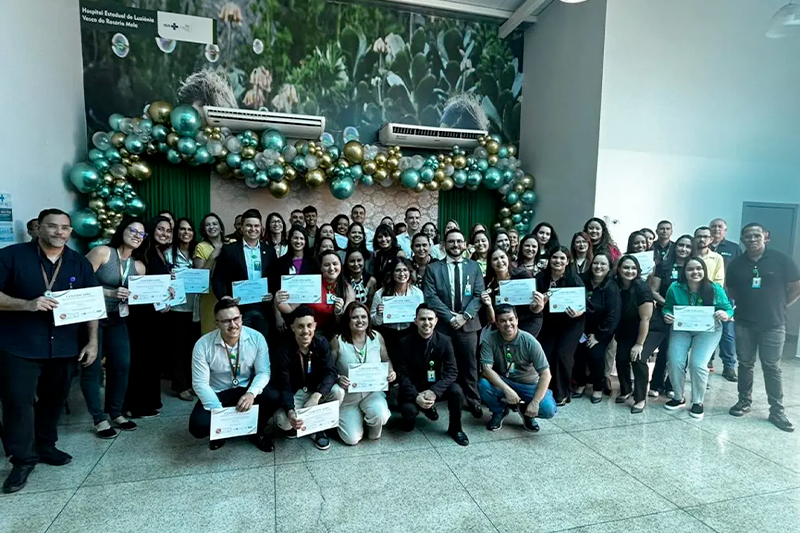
[80,315,131,423]
[667,326,722,405]
[718,320,736,370]
[478,377,557,418]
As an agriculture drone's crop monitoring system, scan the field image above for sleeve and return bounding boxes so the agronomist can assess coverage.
[783,254,800,283]
[431,335,458,397]
[596,283,621,343]
[528,336,550,373]
[662,284,677,316]
[0,247,12,292]
[246,332,271,397]
[191,340,222,410]
[211,246,232,300]
[636,282,654,306]
[275,348,295,412]
[370,288,384,325]
[479,333,495,367]
[194,242,212,261]
[464,263,485,317]
[712,283,734,318]
[315,337,338,396]
[423,263,453,321]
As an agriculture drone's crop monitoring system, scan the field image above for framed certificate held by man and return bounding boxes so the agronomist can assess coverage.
[51,286,107,326]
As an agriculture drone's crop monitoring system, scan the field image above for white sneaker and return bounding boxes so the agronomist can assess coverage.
[648,390,659,398]
[667,391,675,399]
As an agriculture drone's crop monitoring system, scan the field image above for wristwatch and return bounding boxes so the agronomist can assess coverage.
[463,312,473,321]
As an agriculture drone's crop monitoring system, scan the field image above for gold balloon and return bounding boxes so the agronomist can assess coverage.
[437,154,445,162]
[374,168,388,181]
[103,227,116,238]
[166,133,179,148]
[444,156,453,165]
[111,132,126,148]
[375,153,388,166]
[130,155,140,162]
[499,207,512,218]
[478,136,487,146]
[510,201,524,214]
[434,169,445,182]
[204,127,213,136]
[146,142,158,155]
[521,175,535,189]
[502,217,513,228]
[514,183,525,194]
[278,156,285,165]
[215,161,233,177]
[453,155,467,169]
[285,167,298,181]
[305,168,326,188]
[121,158,132,166]
[209,132,222,141]
[269,180,290,198]
[114,179,127,189]
[212,127,221,134]
[343,141,364,164]
[320,154,334,169]
[391,169,402,181]
[413,183,425,193]
[508,145,517,157]
[439,177,454,191]
[147,100,173,124]
[493,222,502,232]
[487,154,499,166]
[89,199,105,211]
[486,140,500,154]
[128,161,152,181]
[362,160,377,175]
[97,213,109,224]
[425,181,439,191]
[295,140,308,152]
[338,160,350,169]
[241,146,257,159]
[103,174,114,184]
[233,170,244,180]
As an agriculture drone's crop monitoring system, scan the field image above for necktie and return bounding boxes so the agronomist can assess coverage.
[453,261,462,312]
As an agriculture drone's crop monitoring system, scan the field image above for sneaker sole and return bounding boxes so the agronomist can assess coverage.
[688,411,704,419]
[664,403,685,411]
[487,419,504,432]
[314,442,331,450]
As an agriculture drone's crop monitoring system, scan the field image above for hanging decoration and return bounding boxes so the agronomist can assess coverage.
[68,100,537,246]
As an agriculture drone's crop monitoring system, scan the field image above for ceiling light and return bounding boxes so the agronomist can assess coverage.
[560,0,590,3]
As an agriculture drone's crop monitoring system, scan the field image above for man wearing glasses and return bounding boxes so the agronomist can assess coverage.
[693,226,725,285]
[0,209,99,493]
[189,299,280,451]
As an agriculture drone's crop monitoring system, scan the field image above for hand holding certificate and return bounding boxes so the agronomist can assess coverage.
[51,287,107,326]
[295,401,339,437]
[232,278,268,305]
[154,280,187,311]
[673,306,715,332]
[128,275,171,305]
[210,406,260,441]
[549,287,586,313]
[175,269,210,294]
[632,251,655,278]
[281,274,322,304]
[497,278,537,306]
[383,295,422,324]
[348,362,389,392]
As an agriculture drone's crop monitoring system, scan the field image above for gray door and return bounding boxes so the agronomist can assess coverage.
[741,202,798,257]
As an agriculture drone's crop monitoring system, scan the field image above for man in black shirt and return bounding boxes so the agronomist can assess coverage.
[653,220,674,264]
[709,218,742,381]
[727,223,800,432]
[0,209,99,493]
[394,304,469,446]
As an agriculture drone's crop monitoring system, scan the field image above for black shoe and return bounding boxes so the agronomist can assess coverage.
[449,430,469,446]
[37,447,72,466]
[689,403,704,419]
[522,415,540,432]
[664,399,686,411]
[555,398,567,407]
[2,465,35,494]
[615,394,630,404]
[729,401,751,417]
[313,431,331,450]
[210,439,226,450]
[571,388,585,399]
[631,402,646,414]
[250,434,274,452]
[469,404,483,419]
[284,428,298,439]
[722,368,738,382]
[486,408,508,431]
[768,412,795,432]
[94,422,119,440]
[112,416,138,431]
[423,406,439,421]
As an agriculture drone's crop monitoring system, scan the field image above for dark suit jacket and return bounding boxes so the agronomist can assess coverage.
[211,240,278,301]
[395,330,458,401]
[423,257,485,332]
[274,253,320,290]
[273,333,338,411]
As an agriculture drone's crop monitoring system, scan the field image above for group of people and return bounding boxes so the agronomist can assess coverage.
[1,204,798,494]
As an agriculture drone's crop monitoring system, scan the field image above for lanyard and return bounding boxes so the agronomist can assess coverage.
[40,248,64,296]
[224,340,241,386]
[354,340,367,363]
[118,249,131,287]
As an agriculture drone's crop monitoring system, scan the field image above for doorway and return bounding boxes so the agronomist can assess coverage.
[741,202,798,257]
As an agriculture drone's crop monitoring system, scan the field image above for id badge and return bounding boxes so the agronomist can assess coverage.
[464,281,472,297]
[326,293,336,305]
[752,277,762,289]
[254,261,261,271]
[579,333,587,344]
[118,301,130,318]
[671,269,679,280]
[427,370,436,382]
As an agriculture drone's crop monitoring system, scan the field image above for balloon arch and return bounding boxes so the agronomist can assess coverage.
[69,101,537,244]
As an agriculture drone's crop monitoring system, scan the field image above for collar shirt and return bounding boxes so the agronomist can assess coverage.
[243,241,262,281]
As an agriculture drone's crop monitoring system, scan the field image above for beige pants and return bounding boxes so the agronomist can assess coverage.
[338,390,391,446]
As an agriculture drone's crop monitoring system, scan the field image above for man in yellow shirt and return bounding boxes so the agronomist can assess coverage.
[694,226,725,286]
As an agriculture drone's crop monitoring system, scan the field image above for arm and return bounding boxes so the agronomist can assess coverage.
[630,302,653,360]
[430,336,457,397]
[648,274,665,306]
[134,260,146,276]
[315,338,338,397]
[531,368,552,405]
[422,265,453,321]
[787,280,800,307]
[246,333,271,397]
[596,285,621,343]
[191,343,222,410]
[662,285,676,317]
[365,278,377,308]
[0,291,46,312]
[377,332,395,380]
[370,289,384,325]
[78,320,99,367]
[85,246,110,272]
[481,364,519,401]
[713,257,725,286]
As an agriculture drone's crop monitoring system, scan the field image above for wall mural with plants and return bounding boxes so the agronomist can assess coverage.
[76,0,535,243]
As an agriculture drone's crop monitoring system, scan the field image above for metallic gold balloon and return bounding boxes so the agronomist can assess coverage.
[502,217,513,228]
[508,145,517,157]
[387,157,399,169]
[89,199,105,212]
[278,156,285,165]
[374,168,388,181]
[521,175,535,189]
[343,141,364,164]
[128,161,152,181]
[295,139,308,152]
[146,142,158,155]
[147,100,173,124]
[439,177,454,191]
[103,227,116,238]
[413,183,425,193]
[338,160,350,169]
[433,169,445,182]
[444,156,452,165]
[514,183,525,194]
[305,168,326,188]
[209,132,222,141]
[215,161,233,177]
[121,158,132,166]
[103,174,114,184]
[319,154,333,169]
[487,154,499,166]
[130,155,140,162]
[212,127,221,134]
[97,213,109,224]
[362,160,377,175]
[241,146,257,159]
[114,179,127,189]
[166,133,179,148]
[510,201,523,214]
[499,207,512,218]
[493,222,502,232]
[391,169,402,181]
[486,140,500,154]
[269,180,290,198]
[204,127,213,136]
[111,132,126,148]
[375,153,388,166]
[425,181,440,191]
[285,167,298,181]
[453,155,467,169]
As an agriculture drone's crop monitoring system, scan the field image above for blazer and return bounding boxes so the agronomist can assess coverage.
[211,240,278,301]
[423,257,485,333]
[394,330,458,400]
[580,272,620,344]
[273,333,338,411]
[274,253,320,290]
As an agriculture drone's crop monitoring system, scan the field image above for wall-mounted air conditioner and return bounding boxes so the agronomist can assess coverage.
[203,106,326,139]
[378,123,487,149]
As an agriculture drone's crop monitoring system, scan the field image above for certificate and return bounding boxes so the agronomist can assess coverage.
[209,405,259,441]
[549,287,586,313]
[497,278,537,306]
[51,287,107,326]
[154,280,187,311]
[673,306,715,332]
[296,401,339,438]
[232,278,268,305]
[383,295,422,324]
[348,362,389,392]
[176,269,210,294]
[282,274,322,304]
[128,275,172,305]
[632,252,655,279]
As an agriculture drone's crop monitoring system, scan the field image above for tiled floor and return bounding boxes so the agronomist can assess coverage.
[2,359,799,533]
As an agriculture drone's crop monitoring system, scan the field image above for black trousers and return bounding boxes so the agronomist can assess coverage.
[650,333,673,392]
[188,385,282,439]
[124,308,164,415]
[538,318,585,402]
[438,325,480,408]
[166,312,200,393]
[0,351,73,466]
[398,383,464,432]
[573,339,610,391]
[616,330,664,403]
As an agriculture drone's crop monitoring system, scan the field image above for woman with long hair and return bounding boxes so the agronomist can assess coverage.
[331,302,394,445]
[275,225,320,332]
[80,217,147,438]
[193,213,229,333]
[470,230,491,276]
[572,253,620,403]
[584,217,621,262]
[492,229,511,256]
[508,228,520,262]
[570,231,594,275]
[422,222,444,260]
[331,214,350,250]
[532,222,559,271]
[410,232,436,289]
[531,246,586,405]
[483,247,540,337]
[344,248,375,306]
[342,222,371,263]
[313,234,337,260]
[662,258,733,419]
[264,212,288,257]
[371,257,424,346]
[371,225,405,284]
[164,217,201,401]
[467,223,487,256]
[515,234,541,275]
[626,231,648,254]
[640,228,656,251]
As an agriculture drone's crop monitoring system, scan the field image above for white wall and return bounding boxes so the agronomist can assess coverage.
[0,0,85,243]
[519,0,607,238]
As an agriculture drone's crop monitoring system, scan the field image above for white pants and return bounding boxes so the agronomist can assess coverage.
[275,385,345,431]
[338,391,390,446]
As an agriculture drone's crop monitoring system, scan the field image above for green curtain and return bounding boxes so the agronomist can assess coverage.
[134,162,211,226]
[438,188,500,236]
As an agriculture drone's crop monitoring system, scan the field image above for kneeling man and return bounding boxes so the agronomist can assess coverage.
[478,304,556,432]
[190,299,279,451]
[395,304,469,446]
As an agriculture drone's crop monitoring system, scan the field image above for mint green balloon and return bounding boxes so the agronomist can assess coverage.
[483,167,503,189]
[452,169,467,188]
[69,163,101,193]
[107,196,126,213]
[467,170,482,187]
[72,208,101,238]
[267,164,285,181]
[177,137,197,155]
[476,158,489,172]
[240,160,257,177]
[170,105,202,137]
[506,192,519,204]
[261,129,286,151]
[126,197,146,216]
[400,169,420,188]
[167,149,182,164]
[330,177,356,200]
[419,167,435,183]
[521,191,537,205]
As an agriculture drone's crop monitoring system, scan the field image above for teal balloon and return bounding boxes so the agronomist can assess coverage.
[126,197,146,216]
[512,214,522,223]
[158,142,169,153]
[254,170,269,187]
[104,148,121,163]
[476,158,489,172]
[92,158,111,173]
[521,191,537,205]
[483,167,503,189]
[362,175,374,186]
[167,149,182,164]
[350,164,363,180]
[139,119,153,134]
[327,146,340,160]
[177,137,197,155]
[261,129,286,151]
[124,135,145,155]
[108,113,124,131]
[69,163,101,193]
[240,160,257,177]
[193,146,213,165]
[97,185,111,199]
[503,169,515,183]
[419,167,435,183]
[107,196,126,213]
[72,209,101,238]
[490,133,503,143]
[170,105,202,137]
[88,149,105,161]
[152,124,169,142]
[400,169,421,188]
[453,169,467,188]
[330,177,356,200]
[467,170,483,187]
[267,164,285,181]
[498,146,510,159]
[515,222,527,233]
[292,156,307,171]
[506,192,519,204]
[226,152,242,169]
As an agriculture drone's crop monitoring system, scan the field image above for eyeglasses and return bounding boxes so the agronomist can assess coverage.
[128,227,147,239]
[42,223,72,232]
[216,315,243,326]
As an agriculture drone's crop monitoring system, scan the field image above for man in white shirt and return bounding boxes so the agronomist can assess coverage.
[189,299,280,452]
[397,207,423,257]
[351,204,375,252]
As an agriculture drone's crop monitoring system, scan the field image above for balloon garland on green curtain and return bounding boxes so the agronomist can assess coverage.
[69,101,536,246]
